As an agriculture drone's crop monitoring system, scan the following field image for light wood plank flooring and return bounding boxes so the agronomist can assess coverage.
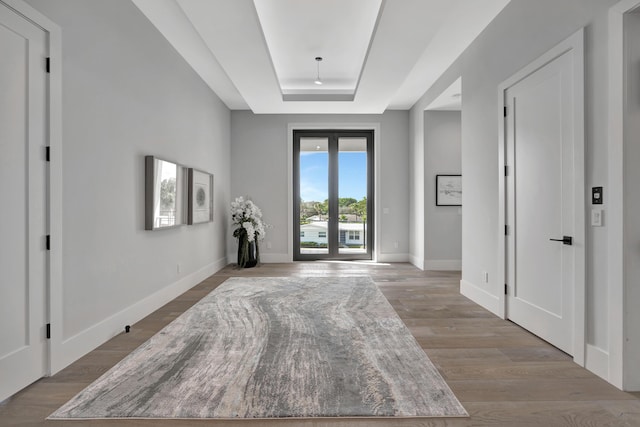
[1,262,639,426]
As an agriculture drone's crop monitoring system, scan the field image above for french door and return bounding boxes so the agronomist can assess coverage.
[293,130,374,261]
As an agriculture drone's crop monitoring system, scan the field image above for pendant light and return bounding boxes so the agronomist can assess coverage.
[314,56,323,85]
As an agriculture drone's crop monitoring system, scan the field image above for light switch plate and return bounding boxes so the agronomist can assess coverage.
[591,209,603,227]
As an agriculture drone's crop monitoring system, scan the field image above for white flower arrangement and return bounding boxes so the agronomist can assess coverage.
[231,196,267,267]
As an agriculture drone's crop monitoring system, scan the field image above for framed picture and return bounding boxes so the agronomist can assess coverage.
[188,168,213,224]
[145,155,185,230]
[436,175,462,206]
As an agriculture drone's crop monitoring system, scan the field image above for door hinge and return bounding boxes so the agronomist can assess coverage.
[46,235,50,250]
[46,323,51,339]
[504,165,508,176]
[504,106,508,117]
[46,57,50,73]
[505,284,508,295]
[45,146,50,162]
[505,225,509,236]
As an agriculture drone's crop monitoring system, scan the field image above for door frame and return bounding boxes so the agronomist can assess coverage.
[287,123,381,262]
[608,0,640,391]
[497,28,585,366]
[1,0,62,376]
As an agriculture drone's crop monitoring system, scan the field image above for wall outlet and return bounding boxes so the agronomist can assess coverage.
[177,263,181,274]
[394,241,399,249]
[266,241,272,249]
[483,271,489,283]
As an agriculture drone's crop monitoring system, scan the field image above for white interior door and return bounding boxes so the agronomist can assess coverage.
[0,2,48,401]
[505,50,576,355]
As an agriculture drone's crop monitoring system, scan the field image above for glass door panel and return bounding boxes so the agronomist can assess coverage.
[338,137,368,255]
[298,137,329,255]
[294,130,373,261]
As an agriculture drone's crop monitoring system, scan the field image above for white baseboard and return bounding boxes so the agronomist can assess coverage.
[624,377,640,392]
[260,253,292,263]
[227,253,292,264]
[585,344,609,383]
[377,253,410,263]
[424,259,462,271]
[227,253,410,264]
[53,257,227,374]
[409,254,424,270]
[460,279,501,316]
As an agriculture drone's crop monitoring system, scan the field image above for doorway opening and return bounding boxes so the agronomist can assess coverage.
[424,77,462,271]
[293,130,374,261]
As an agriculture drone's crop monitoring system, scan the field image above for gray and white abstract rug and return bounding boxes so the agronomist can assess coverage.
[49,276,467,419]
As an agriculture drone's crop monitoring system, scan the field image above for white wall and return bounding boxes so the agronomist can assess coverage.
[26,0,231,371]
[229,111,409,263]
[409,0,619,384]
[409,111,425,269]
[424,111,462,270]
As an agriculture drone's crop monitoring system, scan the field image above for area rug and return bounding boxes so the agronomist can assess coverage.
[49,276,467,420]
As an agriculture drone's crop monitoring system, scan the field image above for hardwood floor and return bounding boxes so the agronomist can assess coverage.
[1,262,639,426]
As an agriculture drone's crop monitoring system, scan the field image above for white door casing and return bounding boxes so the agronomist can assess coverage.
[608,0,640,392]
[498,29,585,364]
[0,2,48,401]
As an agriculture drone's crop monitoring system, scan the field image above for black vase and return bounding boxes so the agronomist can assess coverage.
[237,239,258,268]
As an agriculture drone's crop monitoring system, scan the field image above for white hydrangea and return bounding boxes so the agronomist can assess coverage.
[231,196,268,241]
[242,221,256,242]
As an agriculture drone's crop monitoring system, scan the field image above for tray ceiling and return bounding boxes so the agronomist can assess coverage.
[132,0,510,113]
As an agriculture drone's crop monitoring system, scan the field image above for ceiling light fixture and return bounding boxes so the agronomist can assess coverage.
[314,56,323,85]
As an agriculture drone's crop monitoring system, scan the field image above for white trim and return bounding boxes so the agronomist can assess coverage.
[586,344,610,383]
[460,279,501,316]
[0,0,63,376]
[409,254,424,270]
[377,253,410,263]
[287,123,381,262]
[259,253,291,263]
[608,0,626,390]
[496,83,507,319]
[608,0,640,391]
[424,259,462,271]
[226,252,292,264]
[54,257,226,371]
[497,29,586,366]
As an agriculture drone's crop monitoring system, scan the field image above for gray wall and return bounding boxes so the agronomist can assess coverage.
[424,111,462,268]
[410,0,617,380]
[229,111,410,262]
[26,0,230,358]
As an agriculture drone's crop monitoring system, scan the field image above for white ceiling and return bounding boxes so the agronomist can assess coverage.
[426,77,462,111]
[132,0,510,114]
